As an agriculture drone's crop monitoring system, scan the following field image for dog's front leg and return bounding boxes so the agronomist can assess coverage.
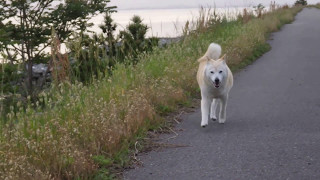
[201,97,210,127]
[219,95,228,124]
[210,98,219,121]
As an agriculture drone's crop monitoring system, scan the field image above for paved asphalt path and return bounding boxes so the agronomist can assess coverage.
[124,8,320,180]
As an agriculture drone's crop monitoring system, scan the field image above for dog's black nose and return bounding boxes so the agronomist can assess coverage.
[215,78,220,83]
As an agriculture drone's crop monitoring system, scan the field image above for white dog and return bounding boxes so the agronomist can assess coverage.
[197,43,233,127]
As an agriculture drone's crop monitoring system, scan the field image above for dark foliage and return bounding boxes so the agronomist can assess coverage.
[295,0,308,6]
[0,0,116,95]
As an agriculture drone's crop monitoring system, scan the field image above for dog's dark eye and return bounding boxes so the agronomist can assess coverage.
[219,71,223,73]
[210,71,214,74]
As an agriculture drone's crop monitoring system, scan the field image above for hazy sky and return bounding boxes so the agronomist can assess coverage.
[109,0,320,10]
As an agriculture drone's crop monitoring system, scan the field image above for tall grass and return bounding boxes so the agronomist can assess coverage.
[310,3,320,9]
[0,6,302,179]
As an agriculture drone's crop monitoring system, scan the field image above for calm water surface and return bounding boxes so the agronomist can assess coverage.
[89,7,247,37]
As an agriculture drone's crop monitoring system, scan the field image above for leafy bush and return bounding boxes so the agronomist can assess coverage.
[295,0,307,6]
[0,63,21,93]
[67,33,111,83]
[67,15,159,83]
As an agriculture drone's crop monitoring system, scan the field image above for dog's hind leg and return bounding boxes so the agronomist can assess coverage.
[219,95,228,124]
[201,97,210,127]
[210,98,219,121]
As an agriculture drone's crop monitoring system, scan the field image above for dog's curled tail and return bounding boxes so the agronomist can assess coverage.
[198,43,221,62]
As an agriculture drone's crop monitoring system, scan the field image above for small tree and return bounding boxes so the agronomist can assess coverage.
[99,10,118,58]
[118,15,149,62]
[295,0,307,6]
[253,3,265,18]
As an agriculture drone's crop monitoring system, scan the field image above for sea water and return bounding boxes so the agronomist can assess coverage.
[88,7,248,38]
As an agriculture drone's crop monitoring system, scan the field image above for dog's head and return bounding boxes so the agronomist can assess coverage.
[205,54,228,88]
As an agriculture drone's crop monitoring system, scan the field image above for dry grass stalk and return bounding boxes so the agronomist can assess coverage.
[270,1,277,11]
[51,30,70,84]
[242,8,252,23]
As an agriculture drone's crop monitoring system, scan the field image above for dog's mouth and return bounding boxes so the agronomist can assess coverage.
[214,82,220,88]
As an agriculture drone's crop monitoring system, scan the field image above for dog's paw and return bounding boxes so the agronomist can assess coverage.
[210,117,217,121]
[219,119,226,124]
[201,124,208,128]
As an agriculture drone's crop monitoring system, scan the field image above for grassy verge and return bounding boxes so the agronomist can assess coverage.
[0,6,302,179]
[310,3,320,8]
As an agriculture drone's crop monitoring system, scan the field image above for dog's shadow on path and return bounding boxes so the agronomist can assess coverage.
[201,123,228,134]
[180,109,251,136]
[192,119,250,135]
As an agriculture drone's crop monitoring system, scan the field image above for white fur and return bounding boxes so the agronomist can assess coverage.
[196,43,233,127]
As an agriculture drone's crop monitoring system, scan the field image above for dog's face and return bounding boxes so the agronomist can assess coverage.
[205,58,228,88]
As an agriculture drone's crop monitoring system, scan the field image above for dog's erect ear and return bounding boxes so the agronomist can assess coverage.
[220,54,227,64]
[197,56,210,63]
[221,54,227,60]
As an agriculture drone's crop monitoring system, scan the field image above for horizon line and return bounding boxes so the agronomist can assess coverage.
[116,5,255,11]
